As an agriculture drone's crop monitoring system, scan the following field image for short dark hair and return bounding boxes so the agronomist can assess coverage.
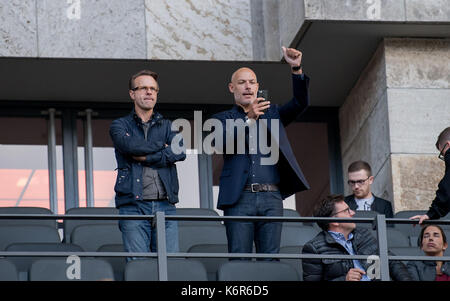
[348,160,372,177]
[129,70,158,90]
[436,127,450,150]
[417,224,447,248]
[313,194,345,231]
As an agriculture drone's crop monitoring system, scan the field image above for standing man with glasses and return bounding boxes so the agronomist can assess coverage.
[411,127,450,224]
[344,161,393,218]
[110,70,186,260]
[302,194,411,281]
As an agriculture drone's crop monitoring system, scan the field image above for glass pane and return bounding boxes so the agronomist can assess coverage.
[84,118,201,208]
[0,117,65,213]
[78,146,116,207]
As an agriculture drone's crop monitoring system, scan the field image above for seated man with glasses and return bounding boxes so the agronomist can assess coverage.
[411,127,450,225]
[302,194,412,281]
[344,160,393,218]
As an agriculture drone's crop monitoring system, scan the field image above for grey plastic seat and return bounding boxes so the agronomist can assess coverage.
[179,224,227,252]
[279,245,303,281]
[63,207,119,243]
[0,225,61,250]
[70,224,123,252]
[5,242,84,281]
[386,228,410,247]
[187,243,229,281]
[0,259,19,281]
[440,213,450,230]
[282,208,304,227]
[125,258,208,281]
[352,211,379,229]
[97,244,126,281]
[217,261,300,281]
[393,210,427,241]
[280,225,319,247]
[389,247,423,257]
[175,208,221,226]
[0,207,56,228]
[29,258,114,281]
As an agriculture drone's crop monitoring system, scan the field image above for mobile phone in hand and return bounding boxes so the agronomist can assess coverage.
[257,89,268,113]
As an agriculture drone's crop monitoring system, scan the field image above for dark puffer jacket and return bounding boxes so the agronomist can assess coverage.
[302,228,412,281]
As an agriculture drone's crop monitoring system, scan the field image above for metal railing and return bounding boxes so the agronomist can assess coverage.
[1,212,450,281]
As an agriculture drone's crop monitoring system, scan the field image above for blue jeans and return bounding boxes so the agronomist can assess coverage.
[118,200,179,261]
[223,191,283,261]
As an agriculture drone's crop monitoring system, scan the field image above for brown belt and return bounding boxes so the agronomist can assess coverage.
[244,183,279,192]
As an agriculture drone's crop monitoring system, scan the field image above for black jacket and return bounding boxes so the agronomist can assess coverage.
[345,195,393,218]
[213,74,310,209]
[302,228,412,281]
[426,149,450,219]
[407,260,450,281]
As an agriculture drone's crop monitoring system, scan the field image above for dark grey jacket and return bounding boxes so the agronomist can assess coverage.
[407,260,450,281]
[302,228,412,281]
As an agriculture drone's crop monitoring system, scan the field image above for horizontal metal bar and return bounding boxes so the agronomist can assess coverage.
[0,214,154,221]
[0,214,373,223]
[388,255,450,262]
[0,214,449,224]
[1,251,449,262]
[385,218,450,225]
[0,251,376,260]
[0,251,157,258]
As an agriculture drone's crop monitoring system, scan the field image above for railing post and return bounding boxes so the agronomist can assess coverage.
[83,109,95,207]
[375,214,390,281]
[47,108,58,213]
[155,211,168,281]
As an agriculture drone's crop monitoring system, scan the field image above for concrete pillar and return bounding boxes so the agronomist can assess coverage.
[339,38,450,213]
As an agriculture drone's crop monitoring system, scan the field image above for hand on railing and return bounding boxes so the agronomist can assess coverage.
[409,214,430,226]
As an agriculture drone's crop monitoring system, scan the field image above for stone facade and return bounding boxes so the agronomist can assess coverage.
[2,0,449,60]
[0,0,37,57]
[145,0,253,60]
[302,0,450,22]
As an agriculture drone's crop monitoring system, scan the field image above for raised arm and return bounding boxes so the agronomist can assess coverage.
[277,46,310,126]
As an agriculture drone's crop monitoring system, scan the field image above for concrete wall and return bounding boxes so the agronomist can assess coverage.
[339,38,450,213]
[385,38,450,211]
[302,0,450,22]
[2,0,448,60]
[339,41,392,201]
[0,0,287,61]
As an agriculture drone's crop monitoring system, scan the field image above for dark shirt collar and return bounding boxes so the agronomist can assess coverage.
[232,104,246,115]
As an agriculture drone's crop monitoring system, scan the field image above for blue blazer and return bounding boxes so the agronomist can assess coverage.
[213,74,311,210]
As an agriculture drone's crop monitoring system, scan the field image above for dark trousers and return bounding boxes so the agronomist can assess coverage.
[223,191,283,261]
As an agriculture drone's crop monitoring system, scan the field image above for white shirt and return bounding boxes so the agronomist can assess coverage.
[355,195,374,211]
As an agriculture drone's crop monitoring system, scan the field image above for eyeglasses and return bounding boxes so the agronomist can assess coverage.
[438,142,448,161]
[131,86,159,93]
[332,207,352,217]
[347,177,370,186]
